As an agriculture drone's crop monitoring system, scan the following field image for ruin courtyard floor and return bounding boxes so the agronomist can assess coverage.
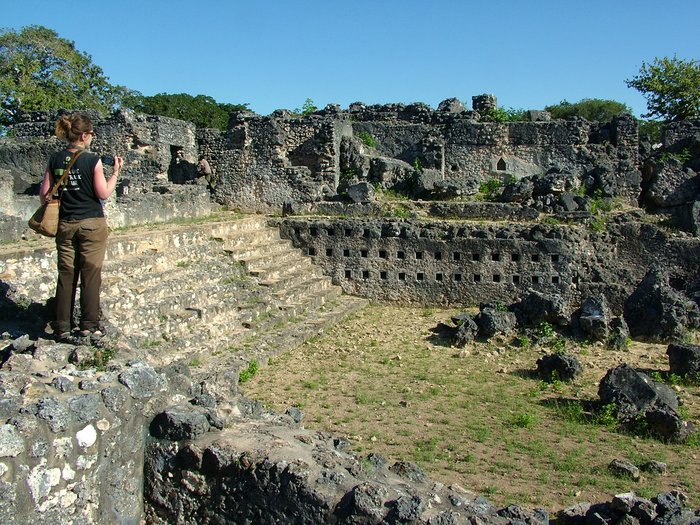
[242,303,700,511]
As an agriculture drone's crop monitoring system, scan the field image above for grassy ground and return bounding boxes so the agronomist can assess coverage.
[242,304,700,511]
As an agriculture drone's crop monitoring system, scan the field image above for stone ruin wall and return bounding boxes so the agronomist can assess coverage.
[4,105,700,322]
[1,110,214,240]
[205,103,642,212]
[2,107,700,524]
[276,216,700,313]
[204,113,344,212]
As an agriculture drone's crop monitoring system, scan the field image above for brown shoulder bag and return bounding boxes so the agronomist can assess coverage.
[28,150,84,237]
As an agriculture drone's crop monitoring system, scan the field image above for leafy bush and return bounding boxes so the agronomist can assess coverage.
[299,98,318,115]
[238,360,259,383]
[638,120,662,143]
[659,148,692,164]
[134,93,248,130]
[488,107,528,122]
[358,131,378,148]
[626,56,700,121]
[478,178,503,200]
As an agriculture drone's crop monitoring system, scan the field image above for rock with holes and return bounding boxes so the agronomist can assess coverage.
[454,316,479,347]
[576,296,612,342]
[514,290,572,327]
[608,459,641,481]
[347,182,376,204]
[149,405,220,441]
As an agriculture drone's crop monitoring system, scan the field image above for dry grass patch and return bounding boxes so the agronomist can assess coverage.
[242,304,700,511]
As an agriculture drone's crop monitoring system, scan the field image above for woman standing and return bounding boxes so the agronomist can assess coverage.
[39,113,123,341]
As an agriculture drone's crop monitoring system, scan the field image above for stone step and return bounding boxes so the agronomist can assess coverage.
[103,277,254,325]
[267,274,337,305]
[1,213,364,381]
[102,252,324,328]
[104,216,269,258]
[193,295,369,380]
[218,228,282,251]
[102,251,246,291]
[223,237,294,260]
[246,253,323,281]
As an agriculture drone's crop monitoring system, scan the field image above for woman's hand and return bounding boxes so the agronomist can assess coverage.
[113,156,124,175]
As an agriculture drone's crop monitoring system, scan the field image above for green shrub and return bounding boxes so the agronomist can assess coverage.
[478,178,503,201]
[358,131,378,148]
[488,107,528,122]
[537,321,555,338]
[510,412,536,428]
[239,360,259,383]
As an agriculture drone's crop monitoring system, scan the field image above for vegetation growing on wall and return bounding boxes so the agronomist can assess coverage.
[544,98,632,122]
[487,107,528,122]
[357,131,378,148]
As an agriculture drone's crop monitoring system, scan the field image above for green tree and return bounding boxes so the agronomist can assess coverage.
[625,56,700,121]
[0,25,134,130]
[545,98,632,122]
[132,93,248,130]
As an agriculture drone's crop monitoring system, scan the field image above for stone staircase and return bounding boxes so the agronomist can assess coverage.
[0,213,367,376]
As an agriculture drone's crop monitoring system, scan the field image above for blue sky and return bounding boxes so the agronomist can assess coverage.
[3,0,699,117]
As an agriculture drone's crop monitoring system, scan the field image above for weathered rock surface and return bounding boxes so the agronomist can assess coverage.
[536,353,583,382]
[576,296,612,342]
[666,343,700,377]
[624,268,700,342]
[475,305,518,339]
[598,364,696,442]
[144,418,548,525]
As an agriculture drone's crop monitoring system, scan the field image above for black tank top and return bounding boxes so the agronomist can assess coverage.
[48,149,103,221]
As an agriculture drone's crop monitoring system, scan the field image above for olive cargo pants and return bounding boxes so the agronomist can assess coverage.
[54,217,109,333]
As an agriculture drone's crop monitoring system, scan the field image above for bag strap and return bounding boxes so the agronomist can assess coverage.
[48,150,84,200]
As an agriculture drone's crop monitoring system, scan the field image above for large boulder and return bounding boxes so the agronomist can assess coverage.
[369,156,413,188]
[641,161,700,210]
[454,316,479,347]
[347,182,376,204]
[500,177,534,203]
[437,98,466,114]
[514,290,572,327]
[149,404,223,441]
[598,364,695,442]
[531,171,580,197]
[623,267,700,342]
[536,353,583,382]
[412,168,442,197]
[575,296,612,342]
[607,317,630,350]
[474,305,517,339]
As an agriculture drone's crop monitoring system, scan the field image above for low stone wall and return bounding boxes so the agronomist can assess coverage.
[275,216,700,312]
[142,411,700,525]
[143,417,547,524]
[0,110,217,243]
